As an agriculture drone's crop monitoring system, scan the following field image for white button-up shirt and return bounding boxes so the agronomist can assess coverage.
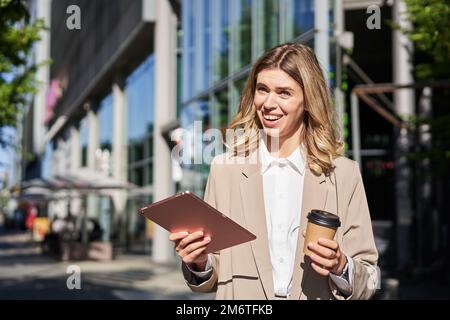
[259,138,305,297]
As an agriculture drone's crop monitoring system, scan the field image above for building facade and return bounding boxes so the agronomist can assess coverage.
[22,0,179,259]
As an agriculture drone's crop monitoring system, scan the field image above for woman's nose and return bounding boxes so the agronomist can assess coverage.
[263,92,278,109]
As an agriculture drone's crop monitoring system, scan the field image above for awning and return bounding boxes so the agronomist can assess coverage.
[17,186,59,202]
[18,169,152,201]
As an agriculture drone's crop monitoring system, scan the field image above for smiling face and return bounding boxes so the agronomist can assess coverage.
[254,68,305,141]
[230,43,342,173]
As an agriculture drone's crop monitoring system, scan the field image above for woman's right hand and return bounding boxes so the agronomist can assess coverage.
[169,230,211,271]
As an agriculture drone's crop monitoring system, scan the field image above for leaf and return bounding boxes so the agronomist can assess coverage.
[0,1,48,133]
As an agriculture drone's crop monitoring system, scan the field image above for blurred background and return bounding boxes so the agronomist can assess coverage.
[0,0,449,299]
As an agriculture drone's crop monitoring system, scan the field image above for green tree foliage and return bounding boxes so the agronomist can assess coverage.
[401,0,450,80]
[397,1,450,177]
[0,0,45,142]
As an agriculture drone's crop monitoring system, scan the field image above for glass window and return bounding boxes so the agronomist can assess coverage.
[128,143,133,164]
[215,89,229,133]
[146,136,153,158]
[239,0,252,68]
[187,2,194,47]
[199,99,210,130]
[177,50,182,117]
[126,53,155,187]
[182,0,194,101]
[145,162,153,185]
[214,0,230,80]
[179,99,212,171]
[134,166,144,187]
[63,128,71,173]
[133,143,144,161]
[235,77,247,97]
[98,94,113,151]
[128,167,135,185]
[281,0,315,41]
[126,54,155,143]
[180,103,195,170]
[80,117,88,167]
[203,0,211,90]
[293,0,314,36]
[42,140,54,179]
[187,0,211,96]
[229,77,248,120]
[264,0,279,50]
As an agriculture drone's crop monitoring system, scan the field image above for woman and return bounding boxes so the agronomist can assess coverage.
[169,43,378,300]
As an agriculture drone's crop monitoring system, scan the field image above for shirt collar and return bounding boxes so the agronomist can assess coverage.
[259,138,306,176]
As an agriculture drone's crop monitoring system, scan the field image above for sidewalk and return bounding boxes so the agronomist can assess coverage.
[3,228,448,300]
[71,254,215,300]
[0,228,214,300]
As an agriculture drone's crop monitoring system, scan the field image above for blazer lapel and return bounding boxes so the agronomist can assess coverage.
[239,155,275,300]
[289,168,332,300]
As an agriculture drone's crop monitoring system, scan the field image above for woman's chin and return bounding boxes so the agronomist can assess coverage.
[262,127,282,138]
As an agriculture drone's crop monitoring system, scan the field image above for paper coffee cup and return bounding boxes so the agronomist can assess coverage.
[303,209,341,257]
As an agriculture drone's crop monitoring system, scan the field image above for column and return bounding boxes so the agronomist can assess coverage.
[70,126,81,172]
[251,0,264,60]
[111,77,128,246]
[69,125,82,218]
[56,137,68,218]
[152,0,178,263]
[87,104,99,170]
[392,0,415,271]
[33,0,51,156]
[314,0,330,82]
[112,78,127,183]
[334,0,345,138]
[86,103,99,242]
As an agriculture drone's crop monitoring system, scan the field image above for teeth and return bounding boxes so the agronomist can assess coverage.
[263,114,282,121]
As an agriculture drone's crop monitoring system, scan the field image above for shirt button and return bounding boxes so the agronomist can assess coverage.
[279,257,284,263]
[278,224,282,230]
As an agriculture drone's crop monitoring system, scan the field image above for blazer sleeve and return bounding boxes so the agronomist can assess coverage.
[329,161,379,300]
[181,160,220,293]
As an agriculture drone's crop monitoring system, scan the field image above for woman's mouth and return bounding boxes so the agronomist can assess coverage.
[261,112,284,128]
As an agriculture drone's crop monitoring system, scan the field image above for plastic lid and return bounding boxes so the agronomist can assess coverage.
[307,209,341,229]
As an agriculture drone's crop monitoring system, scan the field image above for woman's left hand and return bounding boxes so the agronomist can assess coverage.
[302,231,347,277]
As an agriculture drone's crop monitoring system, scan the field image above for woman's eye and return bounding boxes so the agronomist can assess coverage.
[257,87,268,93]
[280,91,291,97]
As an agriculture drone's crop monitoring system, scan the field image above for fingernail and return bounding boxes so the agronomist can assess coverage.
[308,242,314,249]
[205,237,211,242]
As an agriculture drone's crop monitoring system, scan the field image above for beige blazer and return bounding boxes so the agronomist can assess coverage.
[182,151,379,300]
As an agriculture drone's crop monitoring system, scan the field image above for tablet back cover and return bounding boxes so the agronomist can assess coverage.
[139,191,256,253]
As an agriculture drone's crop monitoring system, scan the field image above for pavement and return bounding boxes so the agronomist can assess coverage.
[0,228,215,300]
[1,227,449,300]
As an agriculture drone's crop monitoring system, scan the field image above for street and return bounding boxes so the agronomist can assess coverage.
[0,228,214,300]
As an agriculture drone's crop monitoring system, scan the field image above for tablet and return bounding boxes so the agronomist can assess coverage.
[139,191,256,253]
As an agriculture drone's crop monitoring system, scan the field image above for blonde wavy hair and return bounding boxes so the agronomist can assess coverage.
[229,42,344,176]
